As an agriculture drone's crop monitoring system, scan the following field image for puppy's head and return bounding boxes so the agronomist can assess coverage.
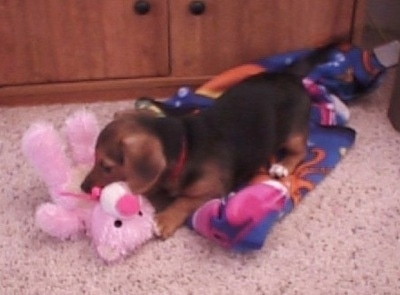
[81,117,166,195]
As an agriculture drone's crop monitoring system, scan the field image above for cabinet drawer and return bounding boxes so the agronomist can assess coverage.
[170,0,356,76]
[0,0,169,86]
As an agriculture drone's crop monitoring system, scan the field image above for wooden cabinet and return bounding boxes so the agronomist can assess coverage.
[0,0,365,105]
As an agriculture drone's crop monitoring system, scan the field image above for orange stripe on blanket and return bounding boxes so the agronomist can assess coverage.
[362,50,380,76]
[195,64,266,99]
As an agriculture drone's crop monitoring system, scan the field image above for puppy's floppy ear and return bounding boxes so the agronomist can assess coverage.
[121,133,167,194]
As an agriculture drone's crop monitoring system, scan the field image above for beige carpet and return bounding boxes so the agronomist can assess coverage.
[1,66,400,294]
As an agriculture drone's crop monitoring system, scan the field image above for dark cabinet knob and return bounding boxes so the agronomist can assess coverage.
[189,1,206,15]
[134,0,151,15]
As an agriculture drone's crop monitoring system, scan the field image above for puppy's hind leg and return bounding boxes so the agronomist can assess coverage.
[270,81,311,179]
[269,132,308,178]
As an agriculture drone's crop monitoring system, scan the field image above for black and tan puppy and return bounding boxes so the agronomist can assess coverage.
[81,43,338,239]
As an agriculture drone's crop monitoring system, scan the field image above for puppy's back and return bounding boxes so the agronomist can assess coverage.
[209,72,310,143]
[197,72,309,185]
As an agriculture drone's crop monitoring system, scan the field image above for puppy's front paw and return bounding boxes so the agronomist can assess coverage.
[269,163,289,178]
[154,211,181,240]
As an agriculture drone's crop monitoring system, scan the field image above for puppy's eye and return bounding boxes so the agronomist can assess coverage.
[100,162,112,174]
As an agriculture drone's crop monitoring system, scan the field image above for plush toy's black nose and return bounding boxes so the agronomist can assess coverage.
[114,220,123,228]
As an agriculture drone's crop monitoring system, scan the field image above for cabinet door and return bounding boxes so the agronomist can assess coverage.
[170,0,356,76]
[0,0,169,86]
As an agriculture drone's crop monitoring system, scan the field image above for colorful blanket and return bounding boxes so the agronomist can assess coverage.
[136,42,386,251]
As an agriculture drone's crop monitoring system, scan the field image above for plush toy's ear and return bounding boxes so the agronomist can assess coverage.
[22,123,71,195]
[64,110,100,166]
[121,133,167,194]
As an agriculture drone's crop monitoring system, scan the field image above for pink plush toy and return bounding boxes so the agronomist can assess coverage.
[21,110,156,262]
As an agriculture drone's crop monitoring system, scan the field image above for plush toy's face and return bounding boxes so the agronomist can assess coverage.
[90,182,155,262]
[91,202,154,262]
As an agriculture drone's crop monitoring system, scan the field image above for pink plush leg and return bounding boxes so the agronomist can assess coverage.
[35,203,85,240]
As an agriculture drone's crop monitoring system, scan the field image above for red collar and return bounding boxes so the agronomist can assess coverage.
[169,140,187,180]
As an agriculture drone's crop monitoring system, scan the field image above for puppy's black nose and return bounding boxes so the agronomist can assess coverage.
[80,180,92,194]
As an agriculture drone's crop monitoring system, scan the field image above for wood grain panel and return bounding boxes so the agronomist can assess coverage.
[170,0,356,76]
[0,0,169,86]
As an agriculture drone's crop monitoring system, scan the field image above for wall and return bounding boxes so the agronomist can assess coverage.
[366,0,400,39]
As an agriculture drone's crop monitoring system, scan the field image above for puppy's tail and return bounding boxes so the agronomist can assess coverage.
[285,37,349,77]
